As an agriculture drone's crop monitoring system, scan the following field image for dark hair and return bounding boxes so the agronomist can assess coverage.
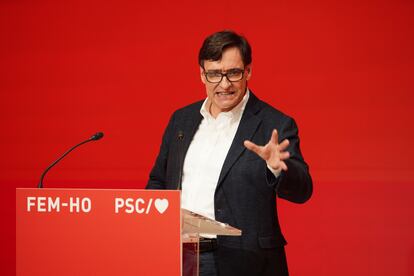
[198,30,252,68]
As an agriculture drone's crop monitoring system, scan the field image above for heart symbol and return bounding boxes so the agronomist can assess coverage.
[154,198,169,214]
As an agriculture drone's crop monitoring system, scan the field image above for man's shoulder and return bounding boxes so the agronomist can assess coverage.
[250,92,293,122]
[251,95,299,136]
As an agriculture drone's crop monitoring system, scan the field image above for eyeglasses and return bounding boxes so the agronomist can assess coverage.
[203,68,246,83]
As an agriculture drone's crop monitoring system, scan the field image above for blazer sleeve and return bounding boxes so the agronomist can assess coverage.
[146,112,176,190]
[266,117,313,203]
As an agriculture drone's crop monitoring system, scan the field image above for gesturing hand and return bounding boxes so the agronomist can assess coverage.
[243,129,290,172]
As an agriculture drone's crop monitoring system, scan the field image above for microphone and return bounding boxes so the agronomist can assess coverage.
[90,132,104,141]
[177,131,184,190]
[38,132,104,188]
[177,131,184,141]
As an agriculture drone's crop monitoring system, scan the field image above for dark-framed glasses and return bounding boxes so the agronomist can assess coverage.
[203,68,246,83]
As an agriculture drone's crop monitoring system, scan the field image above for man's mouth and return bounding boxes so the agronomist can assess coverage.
[216,91,235,96]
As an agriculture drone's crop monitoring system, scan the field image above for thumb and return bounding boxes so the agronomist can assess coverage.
[244,140,263,157]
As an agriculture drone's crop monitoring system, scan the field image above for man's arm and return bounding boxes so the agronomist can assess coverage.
[244,118,313,203]
[146,113,176,190]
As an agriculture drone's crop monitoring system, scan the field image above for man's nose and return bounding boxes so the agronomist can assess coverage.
[219,75,231,89]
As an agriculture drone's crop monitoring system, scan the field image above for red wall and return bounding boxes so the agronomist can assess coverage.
[1,1,414,275]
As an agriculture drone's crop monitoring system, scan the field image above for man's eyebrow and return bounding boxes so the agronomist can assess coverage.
[205,68,243,73]
[227,68,244,72]
[205,69,222,73]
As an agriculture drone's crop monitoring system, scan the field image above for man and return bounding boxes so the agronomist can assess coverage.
[147,30,312,276]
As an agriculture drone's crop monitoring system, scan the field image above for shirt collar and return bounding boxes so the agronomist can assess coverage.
[200,89,250,122]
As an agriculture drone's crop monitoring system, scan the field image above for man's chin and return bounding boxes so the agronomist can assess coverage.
[215,102,239,113]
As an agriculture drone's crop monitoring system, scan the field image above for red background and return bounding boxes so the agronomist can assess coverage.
[1,0,414,275]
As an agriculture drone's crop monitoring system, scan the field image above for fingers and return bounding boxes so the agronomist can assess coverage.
[244,140,264,157]
[270,130,289,152]
[279,151,290,160]
[280,161,288,171]
[278,139,290,151]
[270,129,278,144]
[245,132,291,166]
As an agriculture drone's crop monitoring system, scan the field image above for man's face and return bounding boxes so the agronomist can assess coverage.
[200,47,251,117]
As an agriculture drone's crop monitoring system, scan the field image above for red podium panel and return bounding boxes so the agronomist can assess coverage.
[16,188,181,276]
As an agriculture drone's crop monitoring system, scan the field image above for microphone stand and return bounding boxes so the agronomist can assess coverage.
[38,132,103,188]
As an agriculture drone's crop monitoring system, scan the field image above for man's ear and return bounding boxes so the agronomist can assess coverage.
[246,66,252,81]
[200,66,206,84]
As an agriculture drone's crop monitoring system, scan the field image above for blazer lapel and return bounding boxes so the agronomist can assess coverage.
[182,112,203,154]
[217,92,263,187]
[177,103,203,179]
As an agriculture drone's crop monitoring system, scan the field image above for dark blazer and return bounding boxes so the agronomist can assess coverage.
[147,92,312,275]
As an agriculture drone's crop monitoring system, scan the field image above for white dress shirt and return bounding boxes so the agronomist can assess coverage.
[181,90,250,220]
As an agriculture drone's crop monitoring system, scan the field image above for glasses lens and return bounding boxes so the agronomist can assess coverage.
[205,72,223,83]
[226,70,244,82]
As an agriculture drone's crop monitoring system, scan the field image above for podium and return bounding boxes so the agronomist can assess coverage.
[16,188,241,276]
